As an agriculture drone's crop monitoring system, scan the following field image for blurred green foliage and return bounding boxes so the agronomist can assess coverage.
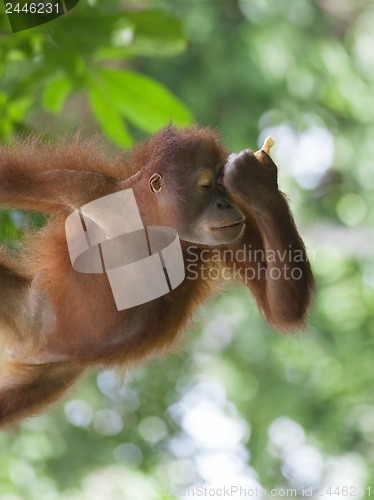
[1,0,374,498]
[0,1,192,143]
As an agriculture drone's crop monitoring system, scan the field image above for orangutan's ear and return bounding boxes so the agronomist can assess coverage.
[149,173,163,193]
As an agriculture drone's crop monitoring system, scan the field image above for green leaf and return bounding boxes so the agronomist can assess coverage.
[95,10,187,59]
[88,83,133,148]
[8,96,33,122]
[99,68,193,133]
[94,40,187,60]
[42,76,72,113]
[126,10,185,42]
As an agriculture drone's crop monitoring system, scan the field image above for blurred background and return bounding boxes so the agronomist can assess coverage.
[1,0,374,498]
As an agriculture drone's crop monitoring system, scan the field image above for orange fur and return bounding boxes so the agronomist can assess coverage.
[0,125,314,427]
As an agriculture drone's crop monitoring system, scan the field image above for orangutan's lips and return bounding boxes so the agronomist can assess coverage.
[211,220,244,231]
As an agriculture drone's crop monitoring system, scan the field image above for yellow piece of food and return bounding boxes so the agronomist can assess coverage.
[261,136,275,155]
